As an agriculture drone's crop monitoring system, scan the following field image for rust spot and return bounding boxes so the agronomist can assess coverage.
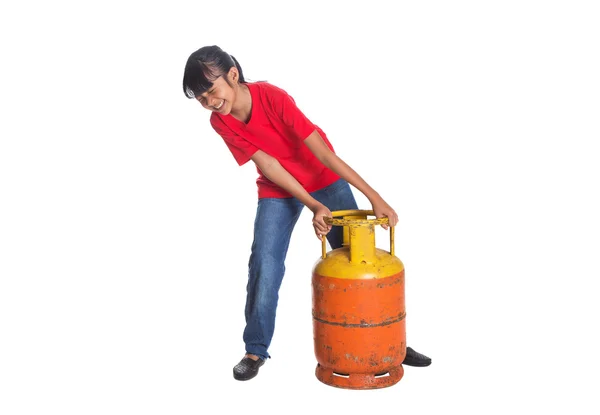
[374,275,404,289]
[345,353,360,362]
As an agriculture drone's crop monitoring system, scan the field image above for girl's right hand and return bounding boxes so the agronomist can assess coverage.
[310,203,333,240]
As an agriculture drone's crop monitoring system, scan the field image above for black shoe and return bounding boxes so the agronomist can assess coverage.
[402,347,432,367]
[233,356,265,381]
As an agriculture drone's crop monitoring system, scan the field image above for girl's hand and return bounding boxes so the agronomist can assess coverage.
[310,203,333,240]
[371,198,398,230]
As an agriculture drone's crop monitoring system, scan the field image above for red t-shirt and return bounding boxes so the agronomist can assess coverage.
[210,82,340,198]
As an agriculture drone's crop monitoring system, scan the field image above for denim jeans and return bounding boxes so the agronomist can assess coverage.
[243,178,359,360]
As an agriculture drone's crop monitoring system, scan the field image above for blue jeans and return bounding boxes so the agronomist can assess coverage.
[244,178,359,360]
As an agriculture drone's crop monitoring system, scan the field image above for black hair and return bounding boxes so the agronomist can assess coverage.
[182,45,246,99]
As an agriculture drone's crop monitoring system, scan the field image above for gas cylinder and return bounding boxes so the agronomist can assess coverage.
[312,210,406,389]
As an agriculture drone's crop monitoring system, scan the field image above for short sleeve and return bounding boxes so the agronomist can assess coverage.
[210,114,259,166]
[266,86,316,141]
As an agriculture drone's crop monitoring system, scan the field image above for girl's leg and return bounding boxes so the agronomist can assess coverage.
[243,197,304,360]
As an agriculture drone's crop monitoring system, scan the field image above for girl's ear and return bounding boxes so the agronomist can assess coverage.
[228,66,239,84]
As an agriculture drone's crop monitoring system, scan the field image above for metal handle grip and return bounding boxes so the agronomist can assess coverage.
[320,209,395,259]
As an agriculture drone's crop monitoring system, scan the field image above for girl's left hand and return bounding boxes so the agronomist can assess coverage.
[371,198,398,230]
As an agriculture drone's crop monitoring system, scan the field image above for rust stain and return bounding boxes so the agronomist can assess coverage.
[368,355,379,367]
[344,353,361,363]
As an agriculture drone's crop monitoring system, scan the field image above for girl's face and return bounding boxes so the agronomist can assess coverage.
[196,68,239,116]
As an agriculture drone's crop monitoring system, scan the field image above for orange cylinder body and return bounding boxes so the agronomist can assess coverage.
[312,214,406,389]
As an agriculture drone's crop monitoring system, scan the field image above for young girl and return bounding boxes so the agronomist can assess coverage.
[182,45,431,381]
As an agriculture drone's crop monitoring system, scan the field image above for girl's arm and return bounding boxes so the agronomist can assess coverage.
[251,149,332,240]
[303,130,398,229]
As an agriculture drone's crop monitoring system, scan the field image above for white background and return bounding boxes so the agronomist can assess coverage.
[1,1,599,413]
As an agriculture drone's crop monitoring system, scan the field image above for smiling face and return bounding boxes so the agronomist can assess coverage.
[196,67,240,116]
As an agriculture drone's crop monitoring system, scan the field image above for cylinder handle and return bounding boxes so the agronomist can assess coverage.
[320,210,395,259]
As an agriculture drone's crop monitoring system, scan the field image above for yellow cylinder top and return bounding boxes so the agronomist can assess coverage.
[313,247,404,280]
[314,210,404,279]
